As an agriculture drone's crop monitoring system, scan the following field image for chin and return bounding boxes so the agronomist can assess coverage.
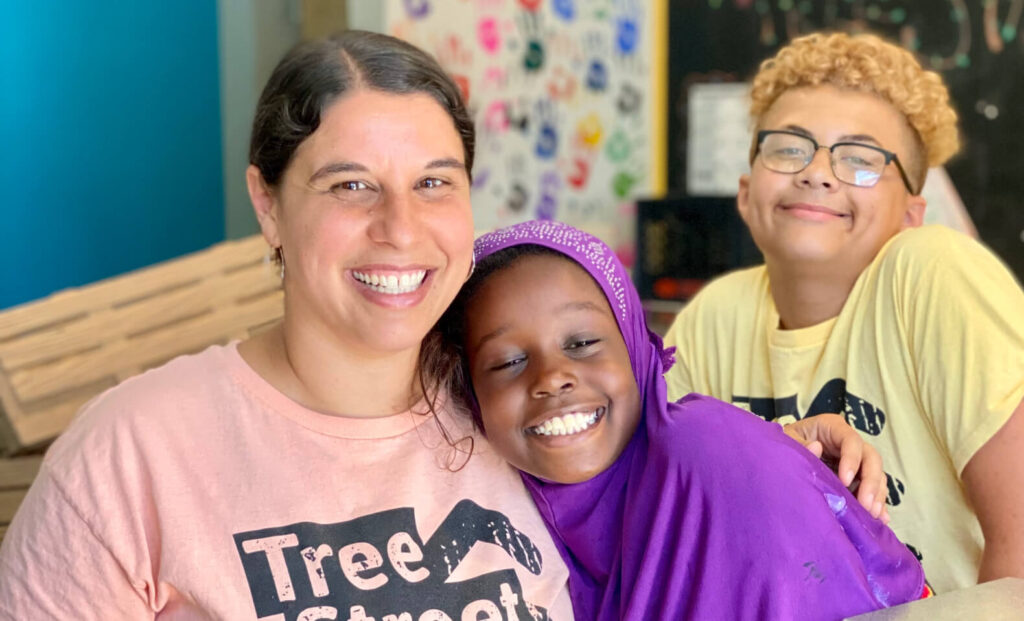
[769,240,843,266]
[361,325,434,355]
[543,462,608,484]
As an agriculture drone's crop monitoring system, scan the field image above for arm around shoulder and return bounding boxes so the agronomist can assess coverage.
[0,465,154,620]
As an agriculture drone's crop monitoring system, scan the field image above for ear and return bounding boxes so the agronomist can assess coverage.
[901,194,926,230]
[246,165,282,248]
[736,173,752,225]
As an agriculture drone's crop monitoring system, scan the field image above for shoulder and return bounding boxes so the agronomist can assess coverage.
[650,394,805,474]
[45,344,238,465]
[689,266,768,309]
[666,266,768,340]
[873,225,1023,309]
[879,225,1013,279]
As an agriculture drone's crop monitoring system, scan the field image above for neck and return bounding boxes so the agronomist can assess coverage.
[766,260,857,330]
[239,319,422,418]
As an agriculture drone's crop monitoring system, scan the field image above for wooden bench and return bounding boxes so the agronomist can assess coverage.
[0,455,43,542]
[0,235,283,544]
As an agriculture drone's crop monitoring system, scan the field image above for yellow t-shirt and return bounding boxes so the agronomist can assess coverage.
[663,225,1024,593]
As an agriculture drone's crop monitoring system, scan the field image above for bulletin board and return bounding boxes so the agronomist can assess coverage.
[385,0,667,262]
[667,0,1024,282]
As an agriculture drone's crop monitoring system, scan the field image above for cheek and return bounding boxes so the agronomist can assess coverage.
[746,170,784,207]
[475,386,524,437]
[468,369,513,419]
[606,362,642,424]
[431,199,474,257]
[296,209,365,265]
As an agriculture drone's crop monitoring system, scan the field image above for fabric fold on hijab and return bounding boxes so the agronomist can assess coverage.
[472,220,925,620]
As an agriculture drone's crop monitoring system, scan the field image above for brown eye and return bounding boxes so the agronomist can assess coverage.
[331,180,369,193]
[418,177,448,190]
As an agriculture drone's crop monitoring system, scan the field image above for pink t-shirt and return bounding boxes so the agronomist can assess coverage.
[0,343,573,620]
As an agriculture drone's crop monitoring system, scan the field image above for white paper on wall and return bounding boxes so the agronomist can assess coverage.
[686,82,751,197]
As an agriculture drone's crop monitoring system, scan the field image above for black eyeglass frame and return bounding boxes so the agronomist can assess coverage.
[754,129,918,195]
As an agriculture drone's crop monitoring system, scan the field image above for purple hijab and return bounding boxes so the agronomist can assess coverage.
[472,220,924,620]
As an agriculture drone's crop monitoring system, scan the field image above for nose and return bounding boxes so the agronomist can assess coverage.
[795,147,839,191]
[529,356,577,399]
[367,190,419,248]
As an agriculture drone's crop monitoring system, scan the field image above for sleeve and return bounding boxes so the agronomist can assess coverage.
[895,228,1024,474]
[0,464,154,621]
[662,305,697,402]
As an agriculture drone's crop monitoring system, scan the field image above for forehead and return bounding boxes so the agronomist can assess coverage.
[293,89,463,168]
[761,85,912,149]
[472,254,612,317]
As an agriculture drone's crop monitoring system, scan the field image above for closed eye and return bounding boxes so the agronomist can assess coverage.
[565,338,600,351]
[841,154,880,168]
[771,146,810,159]
[490,356,526,372]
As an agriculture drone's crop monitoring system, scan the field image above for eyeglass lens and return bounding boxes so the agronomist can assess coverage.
[760,132,887,188]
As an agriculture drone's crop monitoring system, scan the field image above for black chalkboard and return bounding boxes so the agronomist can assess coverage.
[668,0,1024,282]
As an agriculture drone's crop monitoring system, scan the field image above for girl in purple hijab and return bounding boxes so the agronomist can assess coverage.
[441,219,928,619]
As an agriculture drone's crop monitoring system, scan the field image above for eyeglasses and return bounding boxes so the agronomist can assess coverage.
[754,130,917,195]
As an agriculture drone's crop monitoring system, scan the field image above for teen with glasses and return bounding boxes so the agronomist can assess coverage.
[664,32,1024,593]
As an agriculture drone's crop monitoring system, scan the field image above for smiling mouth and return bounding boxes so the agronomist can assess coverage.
[525,407,606,437]
[780,204,848,218]
[352,269,428,295]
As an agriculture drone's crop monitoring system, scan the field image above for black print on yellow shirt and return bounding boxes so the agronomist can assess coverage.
[233,499,551,621]
[732,378,906,505]
[732,378,885,434]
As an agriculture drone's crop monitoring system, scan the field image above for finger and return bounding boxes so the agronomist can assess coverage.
[879,505,891,525]
[806,440,824,459]
[854,446,885,514]
[836,431,863,488]
[782,422,808,446]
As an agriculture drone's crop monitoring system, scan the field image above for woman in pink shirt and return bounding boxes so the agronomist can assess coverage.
[0,30,575,620]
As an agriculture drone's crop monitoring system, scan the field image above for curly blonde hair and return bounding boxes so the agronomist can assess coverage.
[749,32,959,188]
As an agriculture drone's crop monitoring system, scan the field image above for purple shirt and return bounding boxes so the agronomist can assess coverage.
[473,220,924,619]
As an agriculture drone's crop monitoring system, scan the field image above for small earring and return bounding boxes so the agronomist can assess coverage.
[466,254,476,281]
[276,246,285,279]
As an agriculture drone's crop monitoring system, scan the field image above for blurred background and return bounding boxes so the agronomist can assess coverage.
[2,0,1022,311]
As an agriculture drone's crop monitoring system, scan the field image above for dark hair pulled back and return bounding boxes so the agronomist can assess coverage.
[249,30,475,186]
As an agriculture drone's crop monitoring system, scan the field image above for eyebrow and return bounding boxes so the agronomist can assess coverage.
[470,299,610,355]
[781,124,882,146]
[308,158,466,184]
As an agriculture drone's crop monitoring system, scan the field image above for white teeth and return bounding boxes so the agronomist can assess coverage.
[526,409,603,437]
[352,270,427,295]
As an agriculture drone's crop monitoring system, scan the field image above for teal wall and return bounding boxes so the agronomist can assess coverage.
[1,3,224,309]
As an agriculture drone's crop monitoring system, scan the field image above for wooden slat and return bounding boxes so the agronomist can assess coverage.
[0,264,280,369]
[0,456,43,489]
[0,236,270,341]
[11,293,282,403]
[0,236,283,453]
[0,489,28,523]
[2,393,105,451]
[0,457,42,544]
